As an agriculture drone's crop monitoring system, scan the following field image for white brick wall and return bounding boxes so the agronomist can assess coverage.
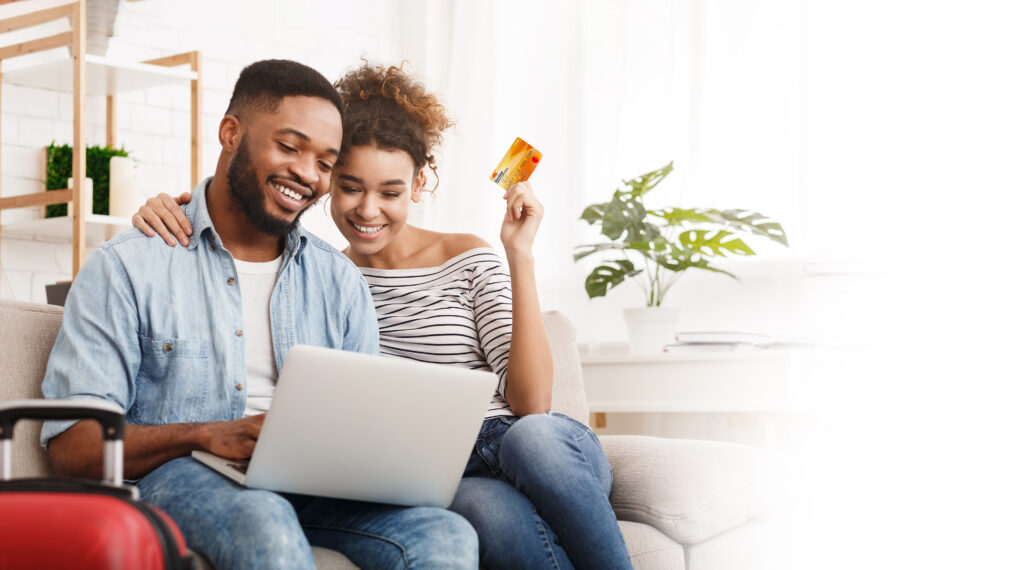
[1,0,401,302]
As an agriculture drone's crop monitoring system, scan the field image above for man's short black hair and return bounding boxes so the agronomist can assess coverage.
[226,59,344,121]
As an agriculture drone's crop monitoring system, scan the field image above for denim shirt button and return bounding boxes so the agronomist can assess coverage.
[208,245,214,251]
[235,329,243,337]
[235,383,244,391]
[163,343,172,352]
[227,277,235,286]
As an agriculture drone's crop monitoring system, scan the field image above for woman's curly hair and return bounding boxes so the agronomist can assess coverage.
[335,62,453,185]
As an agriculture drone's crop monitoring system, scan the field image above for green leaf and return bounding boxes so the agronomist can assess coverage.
[584,260,642,299]
[619,161,674,198]
[678,229,756,257]
[572,242,628,262]
[641,222,662,243]
[649,207,715,225]
[650,208,788,247]
[627,235,672,253]
[655,254,739,280]
[600,195,647,241]
[714,209,789,246]
[580,203,606,224]
[628,239,654,252]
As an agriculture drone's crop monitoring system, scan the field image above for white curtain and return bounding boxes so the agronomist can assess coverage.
[400,5,1024,567]
[393,0,801,327]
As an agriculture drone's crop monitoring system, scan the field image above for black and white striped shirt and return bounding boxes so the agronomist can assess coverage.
[358,248,514,417]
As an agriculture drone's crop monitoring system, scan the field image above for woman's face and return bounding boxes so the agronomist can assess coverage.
[330,145,423,257]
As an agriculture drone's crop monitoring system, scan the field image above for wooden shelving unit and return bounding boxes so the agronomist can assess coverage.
[1,213,129,246]
[0,0,201,278]
[2,53,197,95]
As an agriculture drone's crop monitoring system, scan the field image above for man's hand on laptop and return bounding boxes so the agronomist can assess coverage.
[200,414,265,459]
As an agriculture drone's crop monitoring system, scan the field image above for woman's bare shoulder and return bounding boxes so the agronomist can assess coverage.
[399,228,489,267]
[441,233,491,258]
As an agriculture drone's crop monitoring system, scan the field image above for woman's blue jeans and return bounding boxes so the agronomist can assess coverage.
[135,457,477,569]
[450,412,633,569]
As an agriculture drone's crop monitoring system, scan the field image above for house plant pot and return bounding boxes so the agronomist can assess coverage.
[574,161,789,354]
[623,307,682,355]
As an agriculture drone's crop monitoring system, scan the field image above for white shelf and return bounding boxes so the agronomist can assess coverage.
[579,348,795,364]
[1,214,130,245]
[584,400,819,413]
[2,54,196,96]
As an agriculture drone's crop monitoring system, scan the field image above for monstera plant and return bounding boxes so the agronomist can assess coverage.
[573,161,789,307]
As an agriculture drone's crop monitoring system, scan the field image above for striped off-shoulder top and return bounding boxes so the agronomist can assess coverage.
[357,247,514,418]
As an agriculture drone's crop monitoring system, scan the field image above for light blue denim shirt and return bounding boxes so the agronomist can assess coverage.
[40,178,380,446]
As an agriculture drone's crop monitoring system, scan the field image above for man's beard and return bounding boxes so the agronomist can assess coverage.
[226,137,311,238]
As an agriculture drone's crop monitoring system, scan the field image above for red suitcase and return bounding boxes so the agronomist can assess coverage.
[0,399,193,569]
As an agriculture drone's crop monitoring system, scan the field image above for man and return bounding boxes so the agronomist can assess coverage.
[40,60,477,569]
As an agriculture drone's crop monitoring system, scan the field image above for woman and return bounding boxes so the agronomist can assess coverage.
[133,62,632,569]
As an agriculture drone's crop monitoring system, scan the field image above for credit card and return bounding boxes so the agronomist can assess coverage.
[490,137,542,190]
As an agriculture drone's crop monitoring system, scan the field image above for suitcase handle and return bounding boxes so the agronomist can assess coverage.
[0,399,126,485]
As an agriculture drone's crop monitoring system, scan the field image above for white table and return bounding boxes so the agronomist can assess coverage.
[579,348,821,446]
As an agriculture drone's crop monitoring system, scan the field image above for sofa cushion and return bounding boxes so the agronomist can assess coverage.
[619,520,686,569]
[543,311,589,424]
[685,515,792,570]
[0,299,63,479]
[601,435,790,545]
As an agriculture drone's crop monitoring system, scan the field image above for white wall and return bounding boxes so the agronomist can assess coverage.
[1,0,402,302]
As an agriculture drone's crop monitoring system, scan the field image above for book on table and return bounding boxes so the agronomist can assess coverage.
[672,331,772,345]
[662,342,757,353]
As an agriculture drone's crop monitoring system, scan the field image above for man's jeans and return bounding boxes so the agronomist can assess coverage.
[450,413,633,569]
[136,458,477,569]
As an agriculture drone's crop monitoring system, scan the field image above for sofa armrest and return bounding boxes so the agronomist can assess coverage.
[600,435,791,544]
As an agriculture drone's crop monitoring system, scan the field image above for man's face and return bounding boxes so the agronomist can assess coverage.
[226,96,342,237]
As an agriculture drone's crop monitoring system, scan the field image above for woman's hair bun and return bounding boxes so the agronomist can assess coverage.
[335,61,452,174]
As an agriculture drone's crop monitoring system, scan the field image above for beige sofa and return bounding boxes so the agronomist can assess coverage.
[0,298,792,569]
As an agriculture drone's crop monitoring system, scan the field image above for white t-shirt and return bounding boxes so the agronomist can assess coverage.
[233,253,283,416]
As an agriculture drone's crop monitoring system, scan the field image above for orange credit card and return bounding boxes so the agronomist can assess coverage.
[490,137,542,190]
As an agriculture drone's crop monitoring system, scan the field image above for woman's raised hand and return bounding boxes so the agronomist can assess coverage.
[132,192,193,247]
[499,182,544,255]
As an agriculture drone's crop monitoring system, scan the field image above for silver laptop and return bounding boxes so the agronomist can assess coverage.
[192,344,497,508]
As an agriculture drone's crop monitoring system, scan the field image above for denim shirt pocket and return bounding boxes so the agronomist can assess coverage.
[137,336,211,423]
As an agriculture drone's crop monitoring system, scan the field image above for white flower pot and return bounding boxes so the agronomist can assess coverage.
[623,307,681,355]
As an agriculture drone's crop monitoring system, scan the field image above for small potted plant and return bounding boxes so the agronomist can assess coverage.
[44,142,130,218]
[573,161,789,353]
